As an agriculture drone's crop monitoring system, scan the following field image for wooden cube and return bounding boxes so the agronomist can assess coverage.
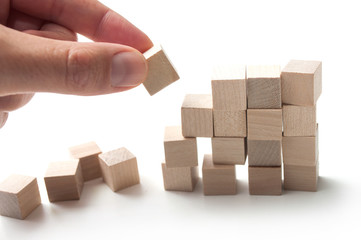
[284,162,319,191]
[248,139,281,166]
[211,64,247,110]
[0,175,41,219]
[99,147,140,192]
[248,166,282,195]
[202,154,237,195]
[69,141,102,181]
[247,109,282,140]
[164,126,198,167]
[283,105,316,136]
[246,65,281,109]
[281,60,322,106]
[213,110,247,137]
[181,94,213,137]
[161,163,199,192]
[44,160,84,202]
[211,137,246,165]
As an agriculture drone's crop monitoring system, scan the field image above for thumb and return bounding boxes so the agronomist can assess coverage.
[0,26,148,96]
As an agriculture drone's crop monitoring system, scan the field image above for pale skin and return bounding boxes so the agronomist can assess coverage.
[0,0,153,128]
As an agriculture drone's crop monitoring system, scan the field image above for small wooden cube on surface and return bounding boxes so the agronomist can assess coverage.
[164,126,198,168]
[248,166,282,195]
[246,65,281,109]
[0,174,41,219]
[161,163,199,192]
[248,139,281,166]
[44,160,84,202]
[211,64,247,110]
[283,104,317,136]
[99,147,140,192]
[284,161,319,192]
[202,154,237,195]
[213,110,247,137]
[181,94,213,137]
[281,60,322,106]
[212,137,246,165]
[143,45,180,96]
[247,109,282,140]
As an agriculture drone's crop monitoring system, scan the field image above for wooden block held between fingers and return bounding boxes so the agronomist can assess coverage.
[212,137,246,165]
[248,139,281,166]
[284,162,319,191]
[247,109,282,140]
[161,163,198,192]
[283,105,316,136]
[248,166,282,195]
[213,110,247,137]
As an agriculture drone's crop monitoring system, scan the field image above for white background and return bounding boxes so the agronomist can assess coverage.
[1,0,361,239]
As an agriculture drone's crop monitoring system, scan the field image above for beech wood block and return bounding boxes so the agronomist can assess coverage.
[247,65,281,109]
[202,154,237,195]
[283,105,316,136]
[247,109,282,140]
[161,163,198,192]
[99,147,140,192]
[69,141,102,181]
[248,139,281,166]
[248,166,282,195]
[181,94,213,137]
[213,110,247,137]
[284,162,319,191]
[211,64,247,110]
[212,137,246,165]
[0,175,41,219]
[143,45,180,96]
[281,60,322,106]
[44,160,84,202]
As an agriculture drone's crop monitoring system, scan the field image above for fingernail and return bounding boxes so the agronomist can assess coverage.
[111,51,147,87]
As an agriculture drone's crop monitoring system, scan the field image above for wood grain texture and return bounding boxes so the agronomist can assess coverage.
[161,163,198,192]
[248,166,282,195]
[247,109,282,140]
[213,110,246,137]
[248,139,281,166]
[246,65,281,109]
[212,137,246,165]
[283,104,316,136]
[0,174,41,219]
[284,161,319,192]
[281,60,322,106]
[98,147,140,192]
[143,45,180,96]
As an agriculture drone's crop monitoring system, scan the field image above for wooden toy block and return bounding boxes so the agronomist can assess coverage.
[247,109,282,140]
[0,174,41,219]
[284,161,319,191]
[202,154,237,195]
[248,166,282,195]
[211,137,246,165]
[248,139,281,166]
[164,126,198,167]
[143,45,180,96]
[283,104,317,136]
[69,141,102,181]
[98,147,140,192]
[181,94,213,137]
[161,163,199,192]
[213,110,247,137]
[211,64,247,110]
[44,160,84,202]
[246,65,281,109]
[281,60,322,106]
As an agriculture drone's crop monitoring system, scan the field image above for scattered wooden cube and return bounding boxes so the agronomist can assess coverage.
[248,166,282,195]
[248,139,281,166]
[181,94,213,137]
[161,163,198,192]
[44,160,84,202]
[99,147,140,192]
[281,60,322,106]
[213,110,246,137]
[283,104,317,136]
[284,161,319,191]
[247,109,282,140]
[202,154,237,195]
[246,65,281,109]
[211,137,246,165]
[0,174,41,219]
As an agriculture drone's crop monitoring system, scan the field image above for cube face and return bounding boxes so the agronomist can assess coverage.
[212,137,246,165]
[248,139,281,166]
[248,166,282,195]
[282,134,317,166]
[283,105,316,136]
[247,109,282,140]
[161,163,198,192]
[284,162,319,192]
[213,110,246,137]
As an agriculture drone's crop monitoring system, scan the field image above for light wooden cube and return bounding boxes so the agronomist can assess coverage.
[212,137,246,165]
[69,141,102,181]
[99,147,140,192]
[0,175,41,219]
[161,163,198,192]
[211,64,247,110]
[247,109,282,140]
[281,60,322,106]
[284,162,319,191]
[181,94,213,137]
[164,126,198,168]
[283,105,316,136]
[248,139,281,166]
[248,166,282,195]
[213,110,246,137]
[143,45,180,96]
[202,154,237,195]
[246,65,281,109]
[44,160,84,202]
